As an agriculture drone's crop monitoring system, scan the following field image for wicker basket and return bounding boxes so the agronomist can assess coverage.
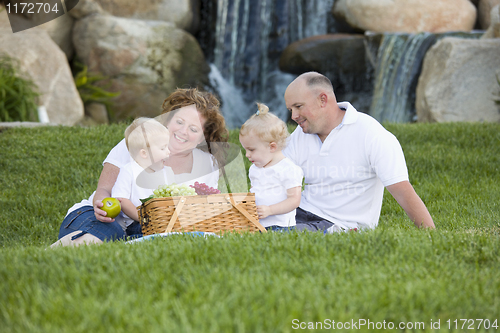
[138,193,266,235]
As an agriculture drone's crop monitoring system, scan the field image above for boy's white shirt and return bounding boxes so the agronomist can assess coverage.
[111,159,171,230]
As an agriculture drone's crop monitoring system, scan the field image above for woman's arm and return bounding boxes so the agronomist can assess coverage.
[256,186,301,219]
[93,162,120,222]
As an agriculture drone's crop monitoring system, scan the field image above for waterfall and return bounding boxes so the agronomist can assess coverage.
[200,1,484,127]
[370,31,484,123]
[205,0,336,128]
[370,33,436,123]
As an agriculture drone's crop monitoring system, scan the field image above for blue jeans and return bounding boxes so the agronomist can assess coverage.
[265,225,296,232]
[58,206,126,242]
[294,207,334,232]
[125,221,143,239]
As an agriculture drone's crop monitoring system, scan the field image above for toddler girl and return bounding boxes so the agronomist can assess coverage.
[239,103,303,231]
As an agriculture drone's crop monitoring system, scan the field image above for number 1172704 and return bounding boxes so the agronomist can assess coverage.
[5,2,60,14]
[447,319,498,330]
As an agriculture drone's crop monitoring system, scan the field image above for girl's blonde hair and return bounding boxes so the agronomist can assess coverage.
[125,117,169,159]
[239,103,289,149]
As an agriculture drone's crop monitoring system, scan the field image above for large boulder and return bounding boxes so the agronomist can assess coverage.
[0,7,74,59]
[67,0,105,19]
[279,34,373,112]
[73,14,210,120]
[0,25,84,125]
[81,0,200,33]
[478,0,500,29]
[33,14,75,59]
[332,0,477,33]
[482,4,500,38]
[416,37,500,122]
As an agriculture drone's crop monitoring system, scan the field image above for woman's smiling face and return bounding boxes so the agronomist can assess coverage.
[167,104,206,154]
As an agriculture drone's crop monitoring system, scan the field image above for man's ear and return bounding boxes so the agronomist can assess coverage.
[318,92,328,107]
[269,141,278,152]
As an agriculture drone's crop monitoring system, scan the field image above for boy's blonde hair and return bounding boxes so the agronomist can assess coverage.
[124,117,169,160]
[239,103,289,149]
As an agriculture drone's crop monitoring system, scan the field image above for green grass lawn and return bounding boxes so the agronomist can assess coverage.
[1,122,499,332]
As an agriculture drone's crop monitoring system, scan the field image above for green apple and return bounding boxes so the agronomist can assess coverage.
[101,197,121,218]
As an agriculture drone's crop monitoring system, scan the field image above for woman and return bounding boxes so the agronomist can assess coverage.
[51,88,228,247]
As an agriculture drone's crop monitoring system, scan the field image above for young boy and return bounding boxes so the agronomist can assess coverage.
[50,117,171,247]
[111,117,171,236]
[239,103,303,231]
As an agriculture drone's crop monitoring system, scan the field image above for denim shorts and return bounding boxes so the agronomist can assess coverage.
[295,207,334,233]
[58,206,126,242]
[265,225,296,232]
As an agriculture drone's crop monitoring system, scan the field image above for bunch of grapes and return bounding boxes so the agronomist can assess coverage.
[153,183,197,198]
[190,182,221,195]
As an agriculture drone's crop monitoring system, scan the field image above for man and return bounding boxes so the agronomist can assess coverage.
[283,72,435,232]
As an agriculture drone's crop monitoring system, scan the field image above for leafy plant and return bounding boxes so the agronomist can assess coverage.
[73,60,121,119]
[0,55,39,122]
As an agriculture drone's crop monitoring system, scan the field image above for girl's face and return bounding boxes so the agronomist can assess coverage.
[239,132,275,168]
[167,105,206,154]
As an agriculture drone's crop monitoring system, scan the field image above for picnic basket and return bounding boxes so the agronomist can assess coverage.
[138,192,266,235]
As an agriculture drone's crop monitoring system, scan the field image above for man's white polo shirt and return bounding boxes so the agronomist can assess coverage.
[283,102,409,229]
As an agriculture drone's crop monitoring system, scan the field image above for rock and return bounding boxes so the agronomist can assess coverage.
[85,103,109,124]
[279,34,373,111]
[478,0,500,29]
[332,0,477,33]
[66,0,105,19]
[32,14,75,59]
[0,27,84,125]
[89,0,199,33]
[73,14,210,120]
[0,7,74,58]
[481,4,500,38]
[416,37,500,122]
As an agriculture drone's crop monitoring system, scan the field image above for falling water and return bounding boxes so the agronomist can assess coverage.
[370,33,436,123]
[370,31,484,123]
[207,0,336,128]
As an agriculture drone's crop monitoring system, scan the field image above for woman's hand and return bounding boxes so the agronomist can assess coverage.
[93,200,115,223]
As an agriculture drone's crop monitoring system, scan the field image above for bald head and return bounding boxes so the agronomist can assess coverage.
[288,71,334,94]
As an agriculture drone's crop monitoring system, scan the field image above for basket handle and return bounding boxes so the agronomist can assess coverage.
[138,205,148,227]
[165,197,187,233]
[225,195,266,233]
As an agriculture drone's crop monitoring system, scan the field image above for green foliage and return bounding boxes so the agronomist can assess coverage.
[73,60,120,119]
[0,55,39,122]
[0,123,499,331]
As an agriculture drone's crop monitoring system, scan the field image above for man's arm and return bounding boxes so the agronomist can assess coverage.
[386,180,435,229]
